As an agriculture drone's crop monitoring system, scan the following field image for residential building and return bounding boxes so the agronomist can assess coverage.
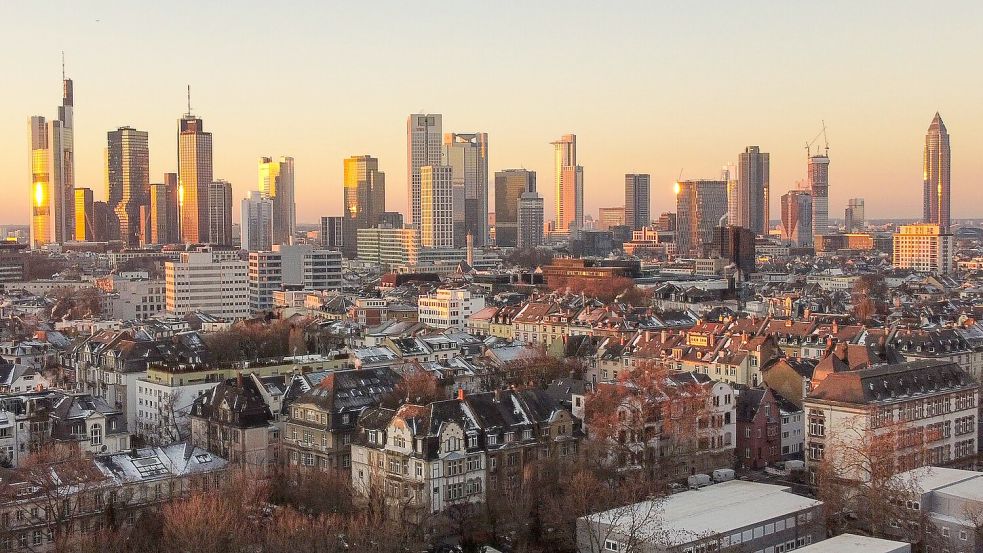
[420,165,454,248]
[736,387,782,469]
[178,112,213,244]
[342,155,385,258]
[241,190,273,251]
[781,190,814,246]
[552,134,584,235]
[892,223,953,274]
[736,146,770,235]
[418,289,485,330]
[165,250,248,319]
[517,191,545,248]
[494,169,536,247]
[923,112,951,232]
[248,245,343,312]
[106,126,150,247]
[407,114,442,226]
[206,180,233,245]
[258,156,296,246]
[804,359,978,482]
[577,481,824,553]
[443,133,489,246]
[284,367,400,473]
[624,174,651,230]
[674,179,728,256]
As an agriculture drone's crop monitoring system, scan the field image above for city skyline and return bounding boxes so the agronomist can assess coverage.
[5,3,983,229]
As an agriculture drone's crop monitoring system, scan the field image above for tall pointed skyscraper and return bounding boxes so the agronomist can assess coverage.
[407,114,443,227]
[552,134,584,235]
[923,112,951,232]
[178,91,213,244]
[51,66,75,243]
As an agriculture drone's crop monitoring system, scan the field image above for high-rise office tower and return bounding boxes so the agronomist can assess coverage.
[674,179,728,256]
[443,133,489,246]
[624,173,651,230]
[342,155,385,258]
[808,151,830,237]
[923,113,951,232]
[207,180,233,245]
[377,212,404,229]
[147,173,180,245]
[781,190,813,247]
[92,201,111,242]
[106,127,150,247]
[242,191,274,251]
[320,216,344,250]
[50,72,75,243]
[737,146,770,235]
[258,156,296,245]
[722,163,738,227]
[494,169,536,247]
[74,188,94,241]
[419,165,453,248]
[517,191,545,249]
[178,111,213,244]
[844,198,865,232]
[29,116,52,249]
[552,134,584,234]
[407,114,442,226]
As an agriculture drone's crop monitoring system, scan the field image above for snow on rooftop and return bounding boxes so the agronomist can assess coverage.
[796,534,910,553]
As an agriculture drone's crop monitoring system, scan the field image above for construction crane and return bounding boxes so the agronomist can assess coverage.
[805,121,829,158]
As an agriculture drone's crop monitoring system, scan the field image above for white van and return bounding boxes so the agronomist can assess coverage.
[712,468,735,482]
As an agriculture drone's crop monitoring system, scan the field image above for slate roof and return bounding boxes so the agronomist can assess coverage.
[808,359,976,405]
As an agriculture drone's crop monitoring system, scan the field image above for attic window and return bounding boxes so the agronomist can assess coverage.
[195,453,212,464]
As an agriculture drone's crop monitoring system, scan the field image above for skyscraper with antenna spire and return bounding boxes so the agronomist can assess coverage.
[178,86,213,243]
[29,56,75,248]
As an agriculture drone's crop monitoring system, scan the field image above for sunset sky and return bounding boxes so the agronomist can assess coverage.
[3,1,983,226]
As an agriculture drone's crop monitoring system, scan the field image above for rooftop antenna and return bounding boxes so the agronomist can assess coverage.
[186,85,192,116]
[61,51,65,81]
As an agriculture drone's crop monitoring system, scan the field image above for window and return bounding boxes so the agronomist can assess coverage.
[90,423,103,446]
[604,540,621,552]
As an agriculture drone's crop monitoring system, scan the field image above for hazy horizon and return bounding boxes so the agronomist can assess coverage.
[3,1,982,227]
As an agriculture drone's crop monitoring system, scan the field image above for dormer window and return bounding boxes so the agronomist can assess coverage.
[487,434,498,446]
[505,432,515,443]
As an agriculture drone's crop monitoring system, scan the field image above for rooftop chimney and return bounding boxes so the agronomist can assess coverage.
[457,388,465,401]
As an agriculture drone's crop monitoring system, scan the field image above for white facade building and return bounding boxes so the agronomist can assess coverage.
[420,165,454,248]
[248,245,343,312]
[165,251,248,319]
[418,289,485,330]
[892,223,953,274]
[241,190,273,251]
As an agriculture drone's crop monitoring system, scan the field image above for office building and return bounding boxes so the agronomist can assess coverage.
[494,169,536,247]
[92,201,111,242]
[206,180,233,245]
[923,113,951,232]
[892,223,954,274]
[259,156,296,246]
[624,173,651,230]
[74,187,94,241]
[722,163,738,227]
[418,289,485,330]
[577,481,824,553]
[517,191,544,248]
[781,190,814,247]
[51,73,75,244]
[844,197,865,232]
[377,211,403,229]
[808,152,830,237]
[552,134,584,235]
[443,132,489,246]
[356,227,420,270]
[148,173,180,245]
[597,207,625,230]
[342,155,385,258]
[248,245,343,312]
[178,112,213,243]
[320,216,344,249]
[407,114,442,226]
[674,179,728,256]
[29,116,52,249]
[241,191,273,252]
[420,165,454,248]
[107,126,150,247]
[712,225,756,278]
[165,250,248,319]
[736,146,770,235]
